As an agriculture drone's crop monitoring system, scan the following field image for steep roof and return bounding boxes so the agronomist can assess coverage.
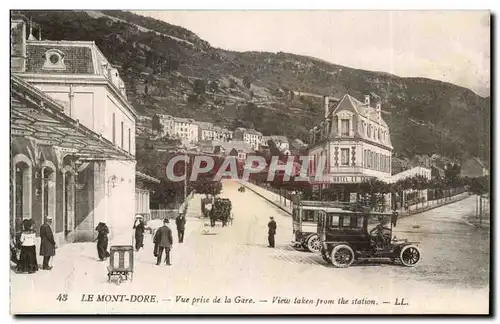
[270,135,289,144]
[222,141,253,153]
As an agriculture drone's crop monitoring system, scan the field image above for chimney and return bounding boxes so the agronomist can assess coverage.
[27,17,36,41]
[10,14,27,72]
[376,101,382,123]
[324,95,329,118]
[364,95,370,106]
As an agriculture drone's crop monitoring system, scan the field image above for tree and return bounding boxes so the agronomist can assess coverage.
[191,177,222,197]
[151,114,164,134]
[243,75,252,89]
[193,79,206,95]
[210,80,219,92]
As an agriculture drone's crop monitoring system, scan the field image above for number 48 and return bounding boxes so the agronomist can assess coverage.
[56,294,68,302]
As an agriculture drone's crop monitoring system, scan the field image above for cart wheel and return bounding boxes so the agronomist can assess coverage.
[306,234,321,253]
[330,244,355,268]
[399,245,421,267]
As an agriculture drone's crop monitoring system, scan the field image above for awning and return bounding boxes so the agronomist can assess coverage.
[136,171,161,184]
[11,74,135,161]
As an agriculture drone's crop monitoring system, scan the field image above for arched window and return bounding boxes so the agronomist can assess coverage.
[12,154,32,234]
[42,161,57,229]
[63,167,76,236]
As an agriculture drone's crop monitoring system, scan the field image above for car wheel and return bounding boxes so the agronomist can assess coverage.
[306,234,321,253]
[330,244,355,268]
[399,245,421,267]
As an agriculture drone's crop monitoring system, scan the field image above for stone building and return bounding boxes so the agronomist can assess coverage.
[307,94,393,201]
[10,15,146,245]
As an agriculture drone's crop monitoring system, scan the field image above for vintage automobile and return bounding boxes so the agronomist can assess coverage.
[317,210,421,268]
[291,197,351,252]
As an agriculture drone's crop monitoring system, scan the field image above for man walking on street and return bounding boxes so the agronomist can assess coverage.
[40,216,56,270]
[153,219,173,266]
[175,213,186,243]
[268,216,277,248]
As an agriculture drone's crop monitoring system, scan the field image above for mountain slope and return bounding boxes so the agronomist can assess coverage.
[19,10,490,161]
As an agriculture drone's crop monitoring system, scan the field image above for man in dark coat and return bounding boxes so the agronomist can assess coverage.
[153,219,173,266]
[267,216,277,248]
[133,215,145,251]
[40,216,56,270]
[175,214,186,243]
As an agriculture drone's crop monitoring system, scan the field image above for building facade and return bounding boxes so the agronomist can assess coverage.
[11,15,137,245]
[234,127,262,151]
[308,94,393,187]
[197,122,232,142]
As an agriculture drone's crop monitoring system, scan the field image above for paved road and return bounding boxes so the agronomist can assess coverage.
[11,180,489,314]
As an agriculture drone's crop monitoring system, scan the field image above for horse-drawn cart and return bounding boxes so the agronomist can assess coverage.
[209,198,232,227]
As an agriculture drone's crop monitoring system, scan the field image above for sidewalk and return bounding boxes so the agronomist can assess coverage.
[10,197,205,290]
[239,180,472,219]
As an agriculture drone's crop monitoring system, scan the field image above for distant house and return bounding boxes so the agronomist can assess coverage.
[222,141,253,160]
[270,135,290,152]
[389,166,432,183]
[233,127,262,150]
[430,165,445,179]
[461,157,489,178]
[199,140,225,155]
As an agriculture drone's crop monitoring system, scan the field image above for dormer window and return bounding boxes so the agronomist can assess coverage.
[43,49,66,70]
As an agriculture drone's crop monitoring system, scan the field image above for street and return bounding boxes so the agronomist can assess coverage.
[11,180,489,314]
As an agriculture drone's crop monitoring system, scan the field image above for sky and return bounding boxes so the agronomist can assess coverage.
[135,11,491,97]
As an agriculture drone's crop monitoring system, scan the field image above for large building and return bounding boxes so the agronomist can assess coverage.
[10,15,139,245]
[197,121,232,142]
[234,127,262,151]
[158,114,199,143]
[308,94,393,191]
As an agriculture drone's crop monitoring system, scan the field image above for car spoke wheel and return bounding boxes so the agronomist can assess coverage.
[306,234,321,252]
[330,244,355,268]
[399,245,421,267]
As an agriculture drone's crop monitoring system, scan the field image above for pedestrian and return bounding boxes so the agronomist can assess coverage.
[391,211,398,227]
[133,215,145,251]
[10,229,19,266]
[175,213,186,243]
[17,219,38,274]
[267,216,277,248]
[40,216,56,270]
[153,218,173,266]
[95,222,110,261]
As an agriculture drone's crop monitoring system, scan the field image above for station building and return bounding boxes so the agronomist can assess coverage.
[10,15,146,245]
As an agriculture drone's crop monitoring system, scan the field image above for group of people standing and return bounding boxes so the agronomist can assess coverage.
[11,216,57,274]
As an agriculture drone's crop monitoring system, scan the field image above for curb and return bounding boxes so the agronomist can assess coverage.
[398,193,471,219]
[237,181,292,216]
[238,181,471,219]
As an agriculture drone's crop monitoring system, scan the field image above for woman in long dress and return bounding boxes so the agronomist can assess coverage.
[95,222,110,261]
[16,219,38,273]
[133,215,145,252]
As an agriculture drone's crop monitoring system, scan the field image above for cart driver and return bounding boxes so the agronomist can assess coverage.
[370,216,392,248]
